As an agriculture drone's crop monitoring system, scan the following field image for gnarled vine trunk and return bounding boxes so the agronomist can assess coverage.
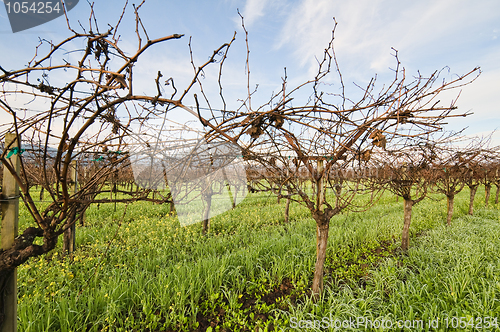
[62,210,77,254]
[485,184,491,207]
[468,185,478,215]
[311,214,330,299]
[401,198,413,251]
[0,227,56,328]
[446,195,454,226]
[495,185,500,205]
[284,196,291,223]
[201,189,213,235]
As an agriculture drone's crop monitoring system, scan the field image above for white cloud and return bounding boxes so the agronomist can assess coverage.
[236,0,290,28]
[278,0,499,74]
[241,0,268,26]
[272,0,500,137]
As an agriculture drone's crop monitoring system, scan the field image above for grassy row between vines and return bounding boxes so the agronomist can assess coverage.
[15,187,500,331]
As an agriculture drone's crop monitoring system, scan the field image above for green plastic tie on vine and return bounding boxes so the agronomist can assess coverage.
[6,147,25,158]
[93,156,104,162]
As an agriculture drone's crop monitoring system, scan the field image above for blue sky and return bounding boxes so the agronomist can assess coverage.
[1,0,499,144]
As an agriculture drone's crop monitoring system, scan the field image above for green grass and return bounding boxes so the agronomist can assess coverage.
[14,186,500,331]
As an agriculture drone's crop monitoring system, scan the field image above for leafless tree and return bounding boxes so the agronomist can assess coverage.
[0,2,235,322]
[464,161,482,215]
[493,162,500,205]
[203,18,480,297]
[370,142,437,251]
[462,146,498,214]
[479,150,499,208]
[431,141,482,225]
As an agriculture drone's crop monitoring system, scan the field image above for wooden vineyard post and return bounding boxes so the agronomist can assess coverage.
[284,165,291,223]
[71,161,77,251]
[63,160,77,254]
[79,163,86,226]
[317,159,325,212]
[1,133,20,332]
[222,168,236,209]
